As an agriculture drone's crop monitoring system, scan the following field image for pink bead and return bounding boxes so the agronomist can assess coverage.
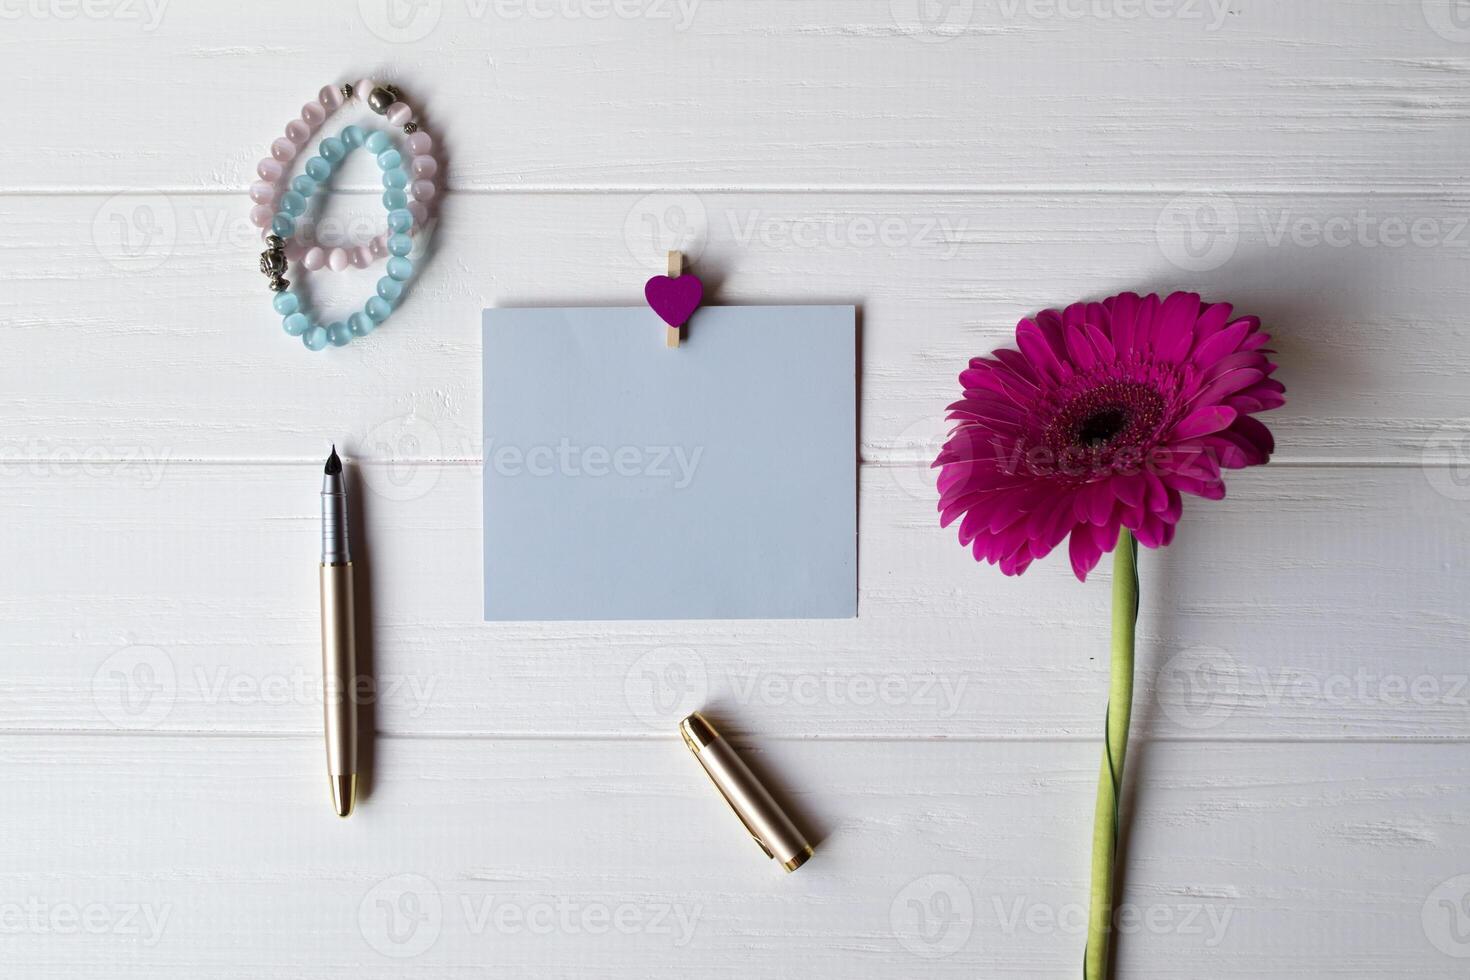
[249,181,277,205]
[319,85,343,110]
[249,205,273,229]
[369,236,387,257]
[355,78,376,101]
[407,201,429,226]
[285,120,310,145]
[270,138,296,163]
[284,241,305,262]
[406,132,432,156]
[301,102,326,129]
[257,158,284,182]
[327,247,350,272]
[351,246,373,268]
[410,179,435,202]
[302,247,326,271]
[385,102,412,127]
[411,155,438,179]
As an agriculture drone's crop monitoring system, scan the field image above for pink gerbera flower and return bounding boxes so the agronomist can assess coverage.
[934,292,1284,581]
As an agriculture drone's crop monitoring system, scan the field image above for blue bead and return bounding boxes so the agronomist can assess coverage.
[291,174,317,197]
[387,233,413,257]
[341,125,365,147]
[302,325,329,350]
[349,312,376,337]
[376,148,402,171]
[327,321,353,347]
[273,292,301,316]
[305,157,331,181]
[280,191,307,217]
[271,214,295,237]
[319,137,347,162]
[386,256,414,281]
[382,188,408,210]
[365,297,392,323]
[283,312,310,336]
[382,168,409,189]
[387,209,414,232]
[377,276,404,303]
[365,130,391,154]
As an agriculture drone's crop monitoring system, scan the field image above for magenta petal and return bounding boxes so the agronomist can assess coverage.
[1064,322,1098,371]
[1169,405,1238,441]
[1143,470,1169,513]
[1189,368,1265,409]
[1156,292,1200,362]
[1193,301,1234,341]
[1017,318,1065,383]
[1084,321,1115,362]
[1069,528,1103,581]
[1200,350,1266,384]
[1134,514,1165,548]
[991,349,1040,388]
[1191,317,1250,368]
[1087,481,1116,525]
[1113,474,1146,508]
[1229,414,1276,458]
[1135,294,1162,349]
[1108,292,1141,351]
[1160,487,1183,522]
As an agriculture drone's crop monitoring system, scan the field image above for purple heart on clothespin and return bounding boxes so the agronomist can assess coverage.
[644,273,704,328]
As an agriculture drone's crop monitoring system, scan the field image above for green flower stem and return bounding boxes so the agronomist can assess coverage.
[1084,529,1138,980]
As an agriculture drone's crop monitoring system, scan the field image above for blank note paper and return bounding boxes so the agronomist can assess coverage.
[483,306,856,621]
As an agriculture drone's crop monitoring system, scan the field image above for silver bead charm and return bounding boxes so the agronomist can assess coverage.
[341,83,354,100]
[259,234,289,292]
[367,85,399,115]
[403,121,419,134]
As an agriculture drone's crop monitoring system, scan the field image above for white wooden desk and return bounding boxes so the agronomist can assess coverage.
[4,2,1468,975]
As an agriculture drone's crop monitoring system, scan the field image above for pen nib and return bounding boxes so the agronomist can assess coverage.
[324,445,342,475]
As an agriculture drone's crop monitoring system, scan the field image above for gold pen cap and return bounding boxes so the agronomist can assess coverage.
[679,712,814,872]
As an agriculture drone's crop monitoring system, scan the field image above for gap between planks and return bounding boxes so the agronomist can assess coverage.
[0,457,1455,469]
[3,729,1469,745]
[6,184,1470,198]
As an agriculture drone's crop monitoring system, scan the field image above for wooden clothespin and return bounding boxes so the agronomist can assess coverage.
[664,252,684,348]
[644,250,704,349]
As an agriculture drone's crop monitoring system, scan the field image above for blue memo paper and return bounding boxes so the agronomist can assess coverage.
[483,305,857,621]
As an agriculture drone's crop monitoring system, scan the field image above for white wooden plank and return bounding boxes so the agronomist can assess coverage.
[5,191,1468,463]
[6,3,1462,976]
[2,462,1464,739]
[7,1,1470,191]
[0,735,1461,978]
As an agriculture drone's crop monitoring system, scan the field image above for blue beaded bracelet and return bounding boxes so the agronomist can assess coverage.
[260,126,416,351]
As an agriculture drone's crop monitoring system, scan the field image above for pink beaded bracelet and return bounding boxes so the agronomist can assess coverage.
[248,78,439,272]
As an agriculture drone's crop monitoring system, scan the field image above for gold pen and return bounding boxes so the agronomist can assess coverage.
[320,446,357,818]
[679,712,813,872]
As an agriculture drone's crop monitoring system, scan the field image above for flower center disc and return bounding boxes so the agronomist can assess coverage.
[1045,381,1167,458]
[1077,408,1130,447]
